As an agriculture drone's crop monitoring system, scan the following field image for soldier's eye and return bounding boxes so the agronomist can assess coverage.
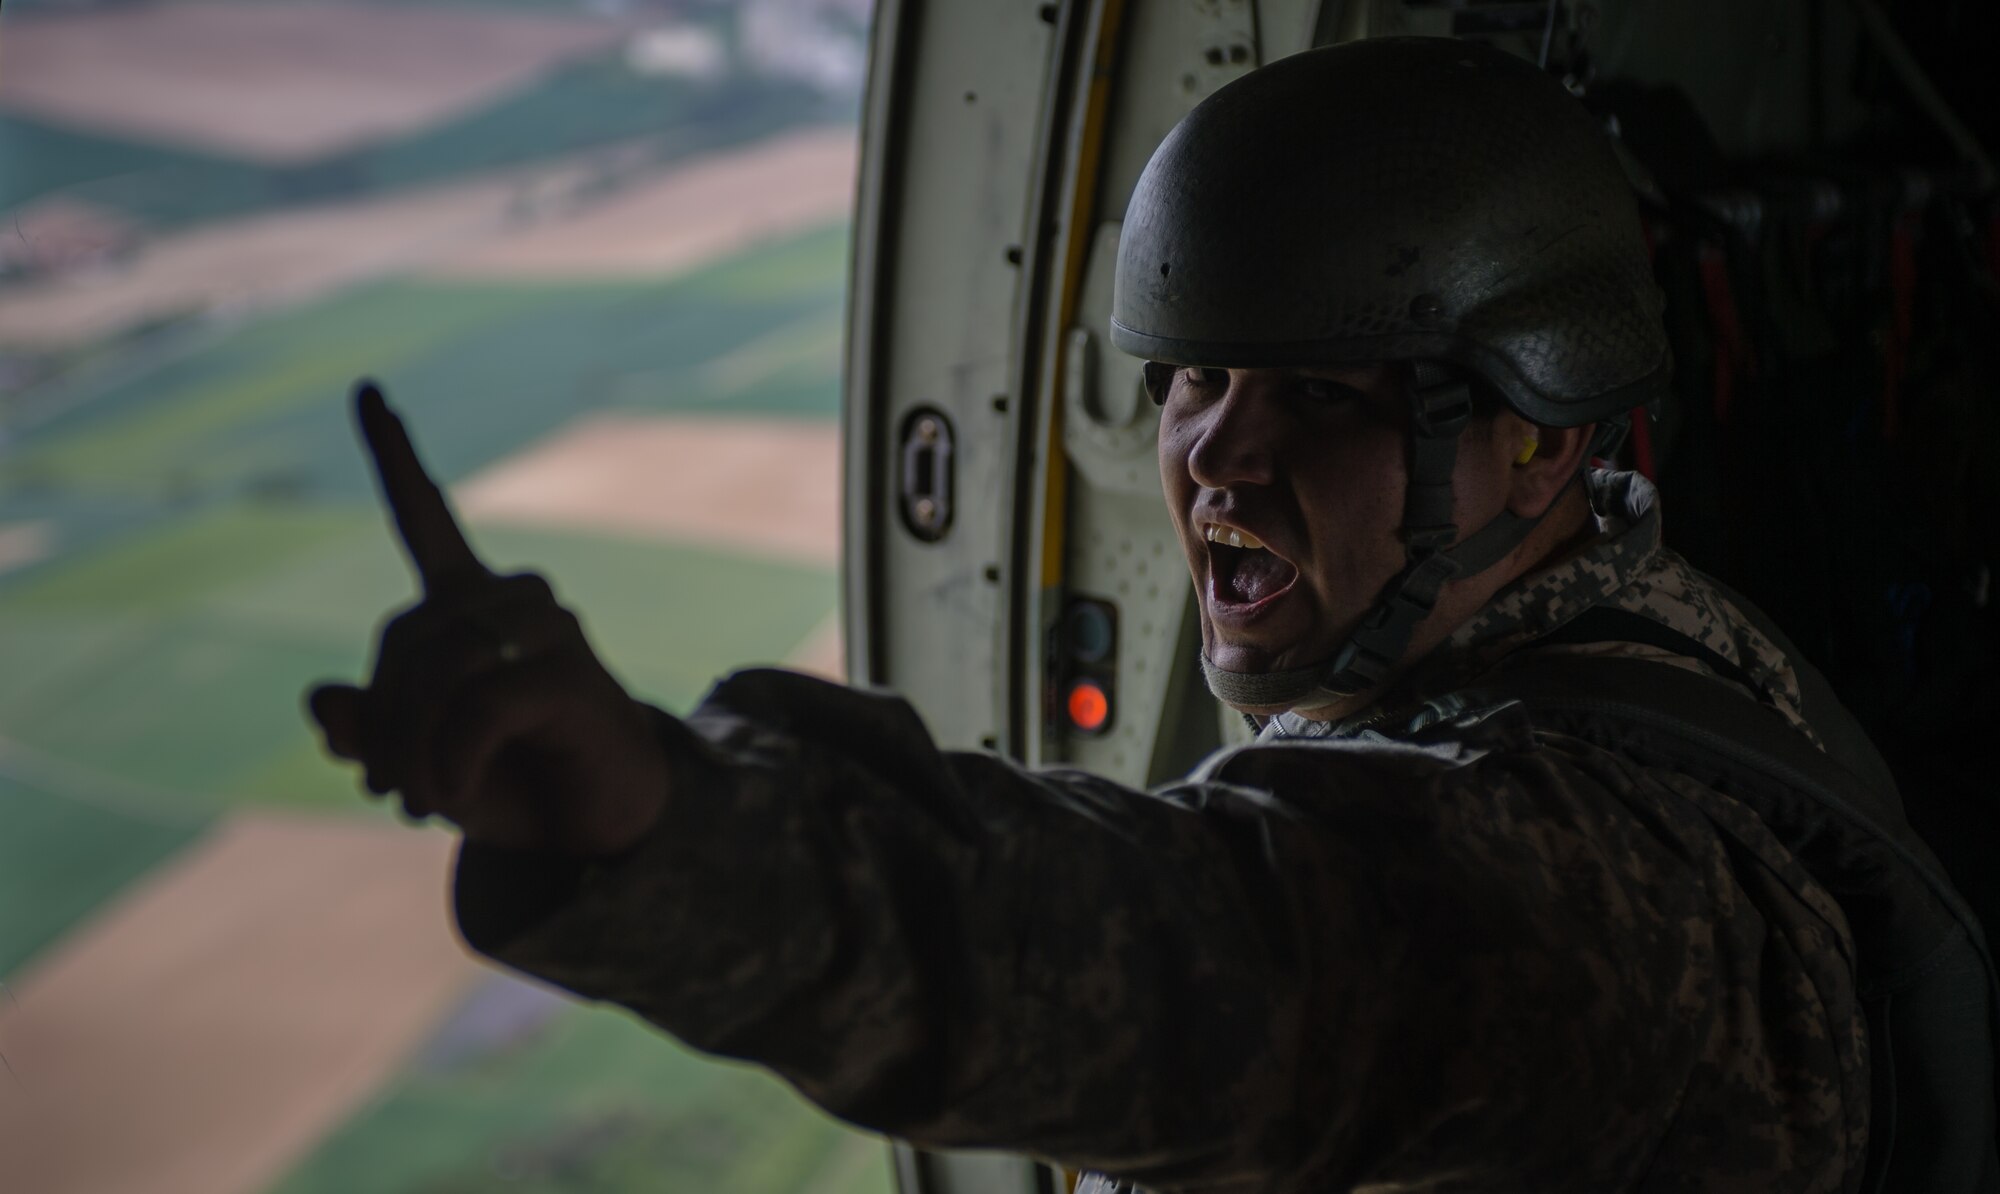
[1176,367,1227,394]
[1297,376,1362,403]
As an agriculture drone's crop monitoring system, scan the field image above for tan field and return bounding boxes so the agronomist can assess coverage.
[0,814,486,1194]
[459,412,844,567]
[785,611,848,683]
[0,1,632,162]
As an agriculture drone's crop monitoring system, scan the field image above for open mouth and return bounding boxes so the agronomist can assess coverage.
[1206,528,1300,611]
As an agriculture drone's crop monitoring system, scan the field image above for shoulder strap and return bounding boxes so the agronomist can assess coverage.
[1535,604,1763,694]
[1541,603,1909,800]
[1474,651,2000,1192]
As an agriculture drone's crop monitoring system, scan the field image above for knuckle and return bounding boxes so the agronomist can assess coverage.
[501,571,555,603]
[378,601,429,644]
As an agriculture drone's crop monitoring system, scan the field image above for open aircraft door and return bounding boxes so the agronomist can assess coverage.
[842,1,1348,1189]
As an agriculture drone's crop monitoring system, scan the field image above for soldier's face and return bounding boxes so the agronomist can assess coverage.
[1156,363,1474,705]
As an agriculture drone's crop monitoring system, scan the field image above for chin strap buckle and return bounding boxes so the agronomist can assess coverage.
[1409,373,1475,437]
[1319,548,1463,695]
[1403,522,1460,552]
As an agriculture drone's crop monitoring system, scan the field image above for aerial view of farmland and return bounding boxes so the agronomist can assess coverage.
[0,1,880,1190]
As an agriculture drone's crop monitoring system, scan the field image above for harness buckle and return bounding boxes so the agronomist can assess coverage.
[1403,522,1460,551]
[1410,378,1474,438]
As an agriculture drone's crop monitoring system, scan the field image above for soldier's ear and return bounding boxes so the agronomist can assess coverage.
[1506,421,1592,518]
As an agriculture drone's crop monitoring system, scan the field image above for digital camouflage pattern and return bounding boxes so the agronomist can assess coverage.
[454,470,1868,1192]
[1298,469,1818,744]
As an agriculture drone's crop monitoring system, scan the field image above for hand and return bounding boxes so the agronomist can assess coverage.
[306,381,671,856]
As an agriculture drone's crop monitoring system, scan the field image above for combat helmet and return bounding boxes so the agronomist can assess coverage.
[1110,36,1670,712]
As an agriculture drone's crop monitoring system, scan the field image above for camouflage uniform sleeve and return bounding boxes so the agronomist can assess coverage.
[453,668,1858,1192]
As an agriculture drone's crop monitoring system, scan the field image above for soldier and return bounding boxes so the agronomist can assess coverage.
[309,38,1992,1193]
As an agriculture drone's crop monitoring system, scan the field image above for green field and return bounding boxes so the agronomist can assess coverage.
[0,769,206,978]
[0,114,270,223]
[0,509,837,814]
[0,212,882,1191]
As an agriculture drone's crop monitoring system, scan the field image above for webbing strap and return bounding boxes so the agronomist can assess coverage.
[1314,372,1474,695]
[1401,365,1474,547]
[1200,654,1348,711]
[1537,605,1762,694]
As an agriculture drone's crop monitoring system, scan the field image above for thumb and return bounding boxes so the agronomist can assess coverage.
[306,683,368,762]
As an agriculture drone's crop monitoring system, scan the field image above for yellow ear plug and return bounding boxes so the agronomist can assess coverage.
[1515,438,1539,465]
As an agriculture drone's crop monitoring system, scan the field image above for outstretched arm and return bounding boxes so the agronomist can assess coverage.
[454,668,1748,1191]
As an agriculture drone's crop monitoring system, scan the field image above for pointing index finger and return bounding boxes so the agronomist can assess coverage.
[355,380,490,596]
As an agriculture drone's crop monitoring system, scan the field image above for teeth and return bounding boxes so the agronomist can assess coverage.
[1203,524,1265,550]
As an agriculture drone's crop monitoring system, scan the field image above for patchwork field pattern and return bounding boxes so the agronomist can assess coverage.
[2,1,875,1182]
[0,217,881,1192]
[0,127,856,351]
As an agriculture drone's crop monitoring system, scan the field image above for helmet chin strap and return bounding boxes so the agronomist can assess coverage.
[1202,364,1570,715]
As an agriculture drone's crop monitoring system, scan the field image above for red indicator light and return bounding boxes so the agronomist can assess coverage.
[1066,679,1110,733]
